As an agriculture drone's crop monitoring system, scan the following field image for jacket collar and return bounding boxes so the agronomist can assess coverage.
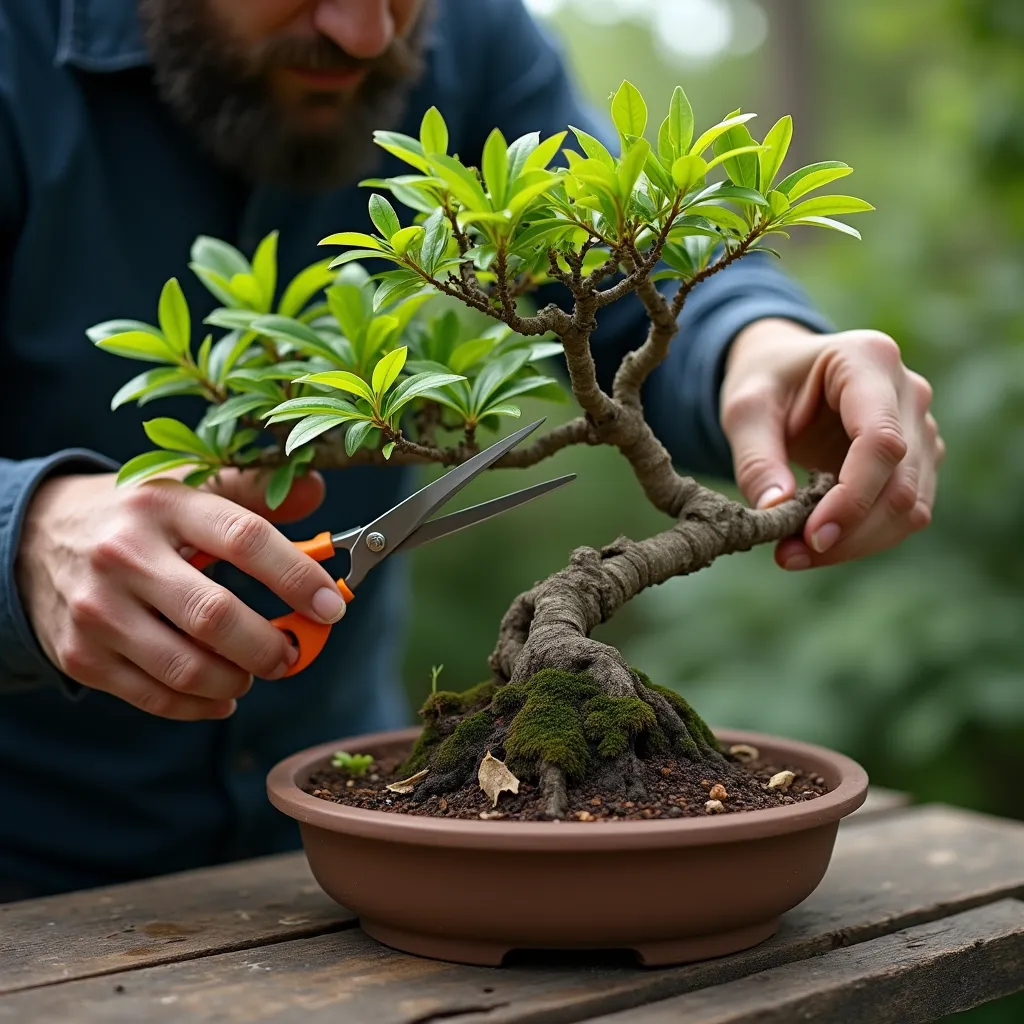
[55,0,151,72]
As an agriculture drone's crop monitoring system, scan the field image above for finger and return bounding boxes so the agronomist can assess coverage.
[721,382,797,508]
[165,484,348,626]
[133,553,304,681]
[112,610,255,703]
[804,361,907,553]
[204,468,326,523]
[77,654,238,722]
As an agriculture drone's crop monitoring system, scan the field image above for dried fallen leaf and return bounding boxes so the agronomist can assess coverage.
[767,770,795,791]
[386,769,429,795]
[729,744,759,762]
[478,751,520,808]
[709,784,728,801]
[704,799,724,813]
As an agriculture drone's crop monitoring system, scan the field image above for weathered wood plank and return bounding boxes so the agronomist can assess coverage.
[0,853,354,995]
[846,786,911,823]
[1,803,1022,1024]
[586,899,1024,1024]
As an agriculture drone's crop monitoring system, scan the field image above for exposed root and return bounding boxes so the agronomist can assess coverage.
[540,763,568,819]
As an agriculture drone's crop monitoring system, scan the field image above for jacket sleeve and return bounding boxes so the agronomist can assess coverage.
[462,0,836,479]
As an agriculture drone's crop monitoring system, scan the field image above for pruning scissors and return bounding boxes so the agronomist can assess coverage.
[188,418,573,677]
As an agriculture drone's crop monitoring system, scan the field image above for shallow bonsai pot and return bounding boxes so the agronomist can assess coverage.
[267,726,868,967]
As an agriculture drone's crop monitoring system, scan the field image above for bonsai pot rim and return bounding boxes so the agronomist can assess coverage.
[267,726,868,850]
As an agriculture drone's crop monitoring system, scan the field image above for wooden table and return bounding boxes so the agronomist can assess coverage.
[2,791,1023,1024]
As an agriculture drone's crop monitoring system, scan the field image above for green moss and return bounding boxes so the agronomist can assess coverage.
[504,670,599,781]
[401,719,443,775]
[491,681,530,717]
[434,710,495,772]
[636,672,720,755]
[583,695,658,758]
[420,680,497,721]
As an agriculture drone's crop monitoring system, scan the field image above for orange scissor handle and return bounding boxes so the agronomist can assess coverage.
[187,532,355,678]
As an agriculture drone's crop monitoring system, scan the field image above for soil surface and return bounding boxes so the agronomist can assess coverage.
[303,743,829,821]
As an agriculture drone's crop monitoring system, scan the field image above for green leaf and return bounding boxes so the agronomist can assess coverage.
[611,80,647,140]
[368,194,401,240]
[363,315,400,364]
[711,124,761,189]
[672,154,708,193]
[319,232,385,250]
[420,106,449,156]
[470,350,532,414]
[278,260,337,318]
[569,125,615,168]
[143,417,217,458]
[689,112,757,157]
[782,195,875,219]
[371,346,408,396]
[372,130,431,173]
[448,337,496,373]
[252,231,278,311]
[644,146,676,196]
[506,170,560,218]
[506,132,540,183]
[110,367,190,410]
[265,396,364,423]
[265,461,297,511]
[191,236,250,279]
[427,153,490,212]
[775,161,852,199]
[86,319,162,344]
[489,375,562,405]
[695,184,769,207]
[482,128,509,208]
[667,86,694,159]
[759,115,793,192]
[345,419,375,457]
[382,441,396,460]
[419,208,450,274]
[522,131,568,174]
[768,190,791,218]
[373,271,427,312]
[286,414,351,455]
[479,403,522,420]
[618,138,651,199]
[197,333,213,378]
[249,315,342,362]
[327,283,369,341]
[329,249,395,270]
[116,450,202,487]
[190,265,240,308]
[203,394,275,426]
[183,467,217,488]
[228,273,265,310]
[685,204,750,235]
[384,371,466,418]
[94,330,179,365]
[391,225,425,257]
[785,215,863,240]
[204,308,262,332]
[298,370,375,404]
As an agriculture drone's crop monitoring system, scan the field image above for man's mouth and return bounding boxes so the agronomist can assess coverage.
[282,66,369,90]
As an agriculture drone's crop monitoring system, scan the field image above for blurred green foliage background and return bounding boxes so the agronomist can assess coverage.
[396,3,1023,1017]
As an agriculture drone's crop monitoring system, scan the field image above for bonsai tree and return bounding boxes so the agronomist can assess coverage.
[89,83,871,817]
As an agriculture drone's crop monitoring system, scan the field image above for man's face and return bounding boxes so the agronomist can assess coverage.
[138,0,429,191]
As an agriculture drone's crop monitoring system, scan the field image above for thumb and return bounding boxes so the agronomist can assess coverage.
[202,467,327,523]
[722,393,796,509]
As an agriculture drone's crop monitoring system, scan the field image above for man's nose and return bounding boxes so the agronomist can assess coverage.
[313,0,396,59]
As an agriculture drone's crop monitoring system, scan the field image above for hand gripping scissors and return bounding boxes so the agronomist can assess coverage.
[188,418,573,677]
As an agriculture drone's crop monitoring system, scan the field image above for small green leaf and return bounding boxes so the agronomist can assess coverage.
[252,231,279,311]
[448,337,496,373]
[363,315,400,364]
[781,195,875,219]
[384,371,466,418]
[480,403,522,419]
[391,225,425,257]
[110,368,189,410]
[373,269,426,312]
[522,130,568,174]
[758,115,793,192]
[482,128,509,208]
[197,333,213,378]
[672,155,708,193]
[618,138,651,199]
[506,132,540,183]
[345,419,375,457]
[428,153,491,212]
[183,467,217,488]
[249,315,342,362]
[382,441,396,460]
[419,208,450,274]
[785,215,863,240]
[505,171,560,218]
[204,308,262,332]
[319,232,385,250]
[371,346,408,397]
[116,450,202,487]
[668,86,694,158]
[611,80,648,140]
[285,414,351,455]
[328,249,396,270]
[265,460,297,511]
[190,265,240,308]
[190,236,251,279]
[775,161,852,199]
[227,273,265,310]
[265,396,364,423]
[298,370,375,404]
[278,259,337,318]
[143,417,217,458]
[711,123,761,189]
[203,394,275,426]
[569,125,615,168]
[372,130,431,173]
[327,283,369,341]
[689,112,757,157]
[368,194,401,240]
[94,330,178,365]
[420,106,449,156]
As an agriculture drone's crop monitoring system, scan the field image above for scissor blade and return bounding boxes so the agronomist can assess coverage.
[346,418,546,586]
[391,474,576,555]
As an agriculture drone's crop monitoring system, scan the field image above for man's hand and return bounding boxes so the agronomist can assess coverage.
[15,468,346,721]
[721,319,945,571]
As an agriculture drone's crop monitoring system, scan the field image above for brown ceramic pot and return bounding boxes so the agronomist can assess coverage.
[267,726,868,967]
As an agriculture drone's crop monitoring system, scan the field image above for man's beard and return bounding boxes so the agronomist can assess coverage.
[137,0,429,192]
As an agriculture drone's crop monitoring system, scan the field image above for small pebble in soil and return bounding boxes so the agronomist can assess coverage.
[704,799,725,813]
[767,770,795,791]
[709,783,728,801]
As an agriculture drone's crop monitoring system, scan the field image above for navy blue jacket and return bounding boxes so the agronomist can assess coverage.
[0,0,832,899]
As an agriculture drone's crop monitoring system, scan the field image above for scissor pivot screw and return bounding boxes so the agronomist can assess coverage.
[366,532,387,553]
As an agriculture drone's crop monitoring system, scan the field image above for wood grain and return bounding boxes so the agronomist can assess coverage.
[1,804,1022,1024]
[0,853,354,995]
[586,899,1024,1024]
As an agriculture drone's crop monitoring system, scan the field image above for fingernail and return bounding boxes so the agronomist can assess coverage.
[213,700,237,718]
[312,586,347,623]
[784,554,813,571]
[284,644,299,666]
[757,486,785,509]
[811,523,841,553]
